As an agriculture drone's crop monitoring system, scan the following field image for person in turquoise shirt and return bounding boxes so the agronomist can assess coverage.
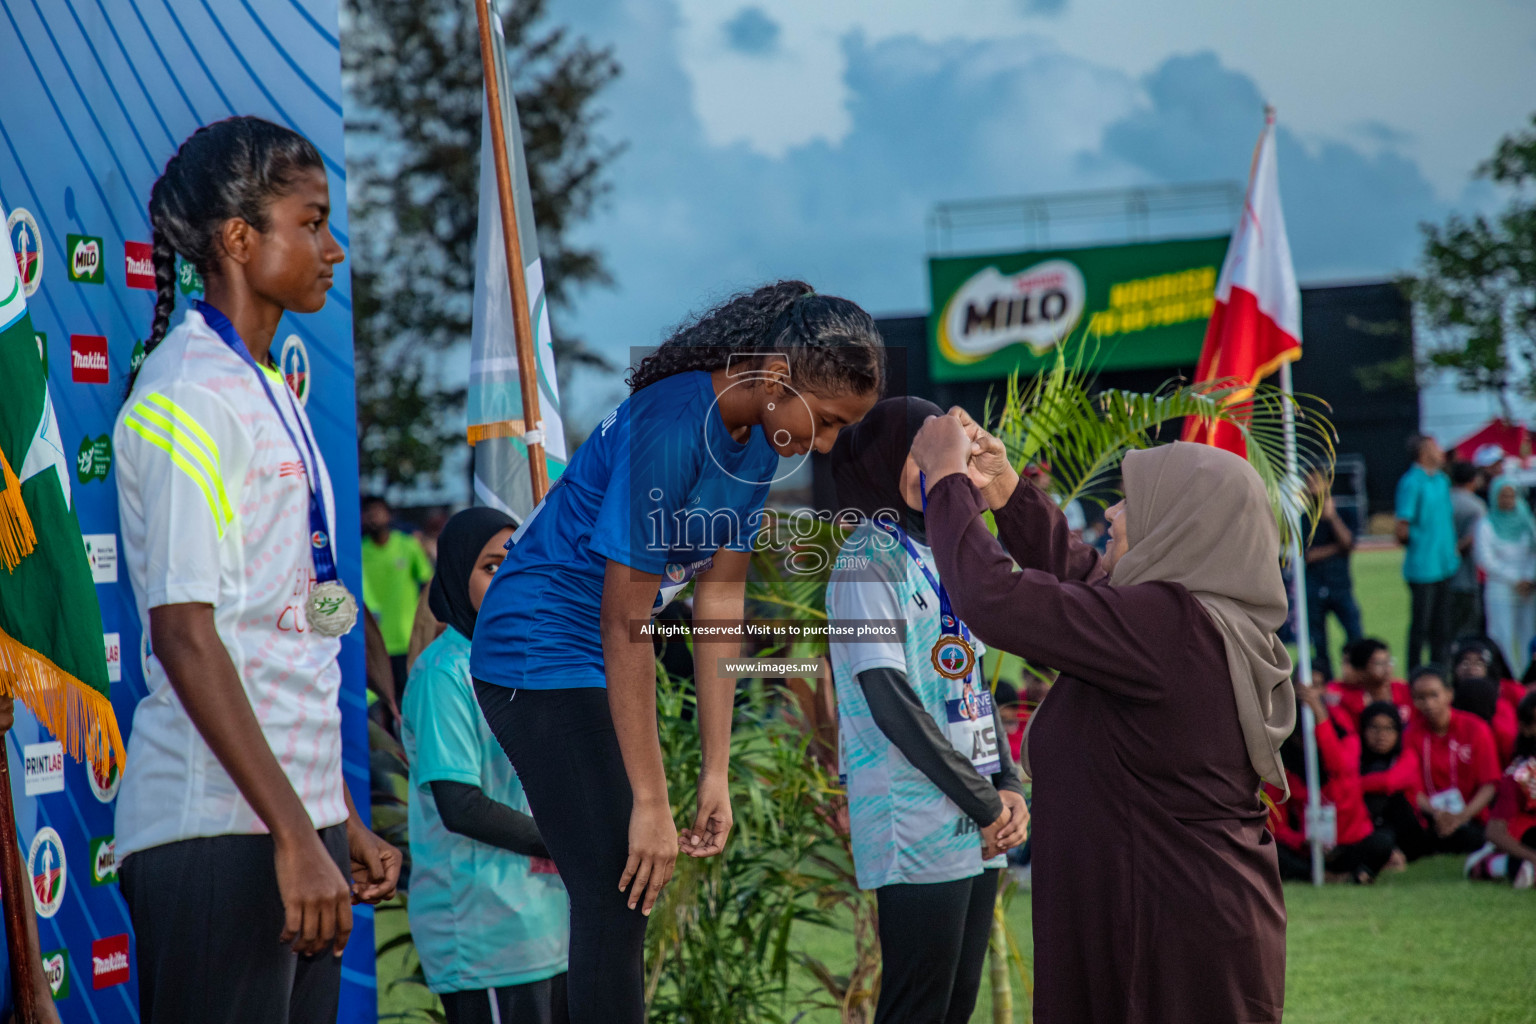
[404,508,569,1024]
[1395,434,1460,670]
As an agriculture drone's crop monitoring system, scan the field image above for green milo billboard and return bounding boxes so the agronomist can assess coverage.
[927,235,1229,381]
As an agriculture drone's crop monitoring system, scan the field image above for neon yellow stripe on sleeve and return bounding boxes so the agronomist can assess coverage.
[123,415,231,539]
[142,392,222,463]
[130,400,234,526]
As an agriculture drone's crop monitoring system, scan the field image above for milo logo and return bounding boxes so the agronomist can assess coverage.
[937,260,1087,364]
[130,339,146,374]
[67,233,104,284]
[42,949,68,999]
[177,257,204,297]
[90,836,117,885]
[76,434,113,484]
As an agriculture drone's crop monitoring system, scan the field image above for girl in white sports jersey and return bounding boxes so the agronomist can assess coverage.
[825,398,1028,1024]
[114,117,399,1024]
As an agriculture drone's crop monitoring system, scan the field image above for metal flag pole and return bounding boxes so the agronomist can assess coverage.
[472,0,550,506]
[1281,360,1326,885]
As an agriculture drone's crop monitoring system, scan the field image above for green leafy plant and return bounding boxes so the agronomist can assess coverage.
[987,345,1335,550]
[644,673,873,1023]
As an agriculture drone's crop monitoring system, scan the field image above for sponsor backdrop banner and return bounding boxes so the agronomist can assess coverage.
[0,2,374,1021]
[927,235,1230,382]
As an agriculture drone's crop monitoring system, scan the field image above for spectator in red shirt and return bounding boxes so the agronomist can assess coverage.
[1450,638,1520,764]
[1403,666,1502,854]
[1269,685,1397,883]
[1357,702,1422,864]
[1326,638,1413,735]
[1466,691,1536,887]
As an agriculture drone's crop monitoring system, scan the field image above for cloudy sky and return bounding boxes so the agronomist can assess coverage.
[539,0,1536,426]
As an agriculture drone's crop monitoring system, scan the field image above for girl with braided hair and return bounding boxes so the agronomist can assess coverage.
[113,117,398,1023]
[471,280,883,1023]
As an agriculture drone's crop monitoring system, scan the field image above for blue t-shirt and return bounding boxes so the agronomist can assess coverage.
[471,371,779,689]
[1395,465,1459,584]
[403,628,570,993]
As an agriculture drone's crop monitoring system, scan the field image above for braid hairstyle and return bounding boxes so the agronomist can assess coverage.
[145,228,177,356]
[626,280,885,399]
[129,116,323,391]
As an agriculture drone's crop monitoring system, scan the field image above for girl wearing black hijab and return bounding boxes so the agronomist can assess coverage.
[402,508,571,1024]
[825,397,1027,1024]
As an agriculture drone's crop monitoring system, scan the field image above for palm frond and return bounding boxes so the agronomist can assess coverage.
[991,345,1335,554]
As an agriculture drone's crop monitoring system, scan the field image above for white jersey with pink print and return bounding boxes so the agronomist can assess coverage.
[113,308,347,859]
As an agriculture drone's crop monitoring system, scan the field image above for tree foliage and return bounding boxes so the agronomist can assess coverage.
[342,0,620,492]
[1414,113,1536,418]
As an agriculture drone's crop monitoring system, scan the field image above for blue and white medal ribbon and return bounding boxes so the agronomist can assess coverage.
[197,302,358,638]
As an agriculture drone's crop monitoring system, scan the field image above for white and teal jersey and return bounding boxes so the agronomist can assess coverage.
[403,628,569,993]
[827,520,1005,890]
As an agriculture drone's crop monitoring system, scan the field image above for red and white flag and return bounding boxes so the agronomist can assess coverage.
[1183,109,1301,454]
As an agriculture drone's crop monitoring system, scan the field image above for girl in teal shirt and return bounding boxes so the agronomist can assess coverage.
[405,508,569,1024]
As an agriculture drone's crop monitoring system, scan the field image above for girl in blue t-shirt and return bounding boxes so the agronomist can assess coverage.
[470,280,883,1024]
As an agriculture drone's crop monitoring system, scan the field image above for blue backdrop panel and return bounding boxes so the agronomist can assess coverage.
[0,1,373,1020]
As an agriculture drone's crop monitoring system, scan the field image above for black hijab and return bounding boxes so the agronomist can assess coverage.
[428,506,515,640]
[829,396,944,541]
[1358,701,1404,775]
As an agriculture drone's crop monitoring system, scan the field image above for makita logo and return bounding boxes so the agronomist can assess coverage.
[91,934,129,989]
[70,334,109,384]
[124,241,155,289]
[93,952,127,975]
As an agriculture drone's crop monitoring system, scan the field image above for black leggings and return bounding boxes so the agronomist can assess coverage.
[874,869,1000,1024]
[439,974,568,1024]
[1275,826,1397,881]
[475,682,647,1024]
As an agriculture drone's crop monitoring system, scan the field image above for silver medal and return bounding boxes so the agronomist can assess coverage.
[305,579,358,638]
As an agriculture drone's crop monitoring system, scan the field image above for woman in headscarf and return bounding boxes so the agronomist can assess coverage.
[1357,702,1423,861]
[1476,476,1536,679]
[825,397,1027,1024]
[910,410,1291,1024]
[1449,637,1519,764]
[402,508,571,1024]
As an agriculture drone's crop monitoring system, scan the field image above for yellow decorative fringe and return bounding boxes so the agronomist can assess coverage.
[0,627,126,779]
[0,448,37,572]
[466,420,528,446]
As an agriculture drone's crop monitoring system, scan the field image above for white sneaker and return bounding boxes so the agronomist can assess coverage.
[1464,842,1497,879]
[1515,860,1535,890]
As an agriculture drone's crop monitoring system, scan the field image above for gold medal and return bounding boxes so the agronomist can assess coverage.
[931,635,976,681]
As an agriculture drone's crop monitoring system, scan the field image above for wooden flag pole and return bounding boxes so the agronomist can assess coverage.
[0,749,41,1023]
[473,0,549,505]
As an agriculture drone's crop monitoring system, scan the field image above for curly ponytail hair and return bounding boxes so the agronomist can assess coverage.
[626,280,885,399]
[131,116,323,388]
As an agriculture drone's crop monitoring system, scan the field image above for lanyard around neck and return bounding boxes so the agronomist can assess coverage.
[195,301,337,584]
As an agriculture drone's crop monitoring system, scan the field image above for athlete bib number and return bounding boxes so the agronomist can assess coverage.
[945,685,1000,776]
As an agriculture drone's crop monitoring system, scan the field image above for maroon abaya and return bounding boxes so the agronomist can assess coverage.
[925,474,1286,1024]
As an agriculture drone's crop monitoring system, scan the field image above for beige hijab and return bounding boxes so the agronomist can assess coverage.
[1111,442,1296,795]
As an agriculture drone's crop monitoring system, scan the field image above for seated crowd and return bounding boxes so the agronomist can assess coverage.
[1264,636,1536,886]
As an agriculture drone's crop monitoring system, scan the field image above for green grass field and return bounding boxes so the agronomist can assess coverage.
[380,547,1536,1023]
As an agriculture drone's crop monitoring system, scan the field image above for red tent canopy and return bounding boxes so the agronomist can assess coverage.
[1451,419,1534,464]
